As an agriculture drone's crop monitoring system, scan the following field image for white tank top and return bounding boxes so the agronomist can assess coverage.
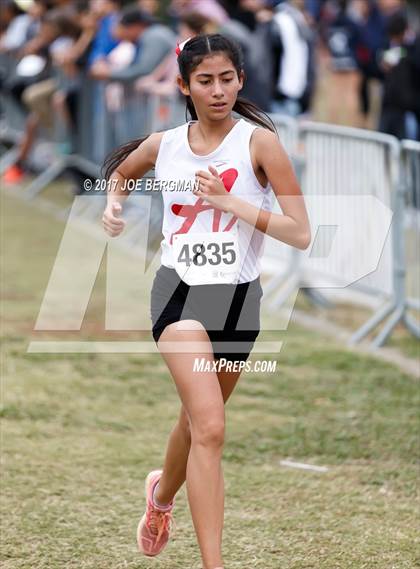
[154,117,275,283]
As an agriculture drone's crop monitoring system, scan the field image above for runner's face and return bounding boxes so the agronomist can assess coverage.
[184,53,243,119]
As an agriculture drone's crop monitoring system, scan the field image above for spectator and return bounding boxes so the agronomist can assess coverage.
[378,11,420,140]
[135,12,216,98]
[322,0,358,72]
[87,0,121,68]
[219,0,277,111]
[0,1,28,53]
[168,0,229,28]
[90,8,176,82]
[270,0,316,116]
[351,0,388,126]
[137,0,159,16]
[220,0,272,31]
[52,2,100,151]
[1,0,53,118]
[2,2,89,184]
[320,0,362,125]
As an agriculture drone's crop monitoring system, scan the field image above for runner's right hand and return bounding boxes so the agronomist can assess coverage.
[102,202,126,237]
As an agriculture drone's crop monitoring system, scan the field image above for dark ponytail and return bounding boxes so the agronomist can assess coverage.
[233,97,277,133]
[102,32,277,180]
[102,136,149,181]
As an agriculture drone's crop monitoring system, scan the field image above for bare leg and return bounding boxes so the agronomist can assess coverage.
[53,91,73,128]
[154,320,242,569]
[153,405,191,505]
[155,367,241,506]
[16,113,39,164]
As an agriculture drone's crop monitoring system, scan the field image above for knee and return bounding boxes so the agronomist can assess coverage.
[21,85,37,110]
[191,419,225,448]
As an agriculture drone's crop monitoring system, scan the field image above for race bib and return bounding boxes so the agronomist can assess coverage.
[173,227,240,285]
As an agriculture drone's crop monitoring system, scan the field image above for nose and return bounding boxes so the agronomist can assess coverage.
[212,79,224,98]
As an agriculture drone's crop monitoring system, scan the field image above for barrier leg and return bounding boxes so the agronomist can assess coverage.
[24,157,68,199]
[24,154,100,201]
[268,273,301,311]
[371,305,405,348]
[0,147,19,174]
[263,270,292,298]
[302,287,334,308]
[349,301,395,345]
[403,312,420,339]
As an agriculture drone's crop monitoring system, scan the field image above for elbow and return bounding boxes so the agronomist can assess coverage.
[297,230,311,250]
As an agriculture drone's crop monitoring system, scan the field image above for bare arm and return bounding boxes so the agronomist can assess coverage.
[64,28,96,63]
[194,129,311,250]
[20,22,58,56]
[228,128,311,249]
[137,51,174,83]
[102,131,164,237]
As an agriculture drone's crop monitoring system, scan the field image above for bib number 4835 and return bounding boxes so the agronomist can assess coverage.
[177,241,236,267]
[173,230,240,285]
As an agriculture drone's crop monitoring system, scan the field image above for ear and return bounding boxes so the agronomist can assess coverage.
[176,75,190,97]
[238,69,245,92]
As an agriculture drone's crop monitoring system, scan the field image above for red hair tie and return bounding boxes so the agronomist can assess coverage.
[175,36,193,56]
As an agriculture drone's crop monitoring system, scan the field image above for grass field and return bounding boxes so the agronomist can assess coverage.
[1,189,419,569]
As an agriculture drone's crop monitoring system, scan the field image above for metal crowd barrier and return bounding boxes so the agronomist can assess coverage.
[67,79,185,252]
[260,114,305,309]
[297,122,418,347]
[1,63,418,347]
[398,140,420,339]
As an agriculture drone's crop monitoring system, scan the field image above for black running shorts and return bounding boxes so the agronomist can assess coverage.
[150,265,263,362]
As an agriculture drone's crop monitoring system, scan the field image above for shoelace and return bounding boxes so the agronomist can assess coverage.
[146,506,177,544]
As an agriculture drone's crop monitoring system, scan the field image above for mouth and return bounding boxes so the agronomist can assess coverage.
[210,102,227,109]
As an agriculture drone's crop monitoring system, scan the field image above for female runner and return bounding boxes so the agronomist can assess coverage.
[102,33,311,569]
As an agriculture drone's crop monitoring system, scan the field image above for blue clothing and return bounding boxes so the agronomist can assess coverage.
[87,13,120,68]
[354,5,387,78]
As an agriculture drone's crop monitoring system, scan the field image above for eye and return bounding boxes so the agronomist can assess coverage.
[222,78,233,83]
[199,80,210,85]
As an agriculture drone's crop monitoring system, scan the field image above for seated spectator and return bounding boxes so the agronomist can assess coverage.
[2,2,89,184]
[50,0,124,159]
[1,0,53,118]
[0,0,28,53]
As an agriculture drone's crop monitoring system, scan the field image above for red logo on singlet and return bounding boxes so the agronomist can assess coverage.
[169,168,238,245]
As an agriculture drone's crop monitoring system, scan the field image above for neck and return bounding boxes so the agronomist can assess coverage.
[192,114,239,143]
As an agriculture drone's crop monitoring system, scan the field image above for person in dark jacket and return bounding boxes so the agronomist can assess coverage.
[378,11,420,140]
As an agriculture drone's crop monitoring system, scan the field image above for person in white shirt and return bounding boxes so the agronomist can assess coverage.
[270,0,314,116]
[102,32,310,569]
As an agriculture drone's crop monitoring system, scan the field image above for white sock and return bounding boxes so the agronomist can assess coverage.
[152,481,172,510]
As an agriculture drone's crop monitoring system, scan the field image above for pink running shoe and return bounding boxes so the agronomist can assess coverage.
[136,469,176,556]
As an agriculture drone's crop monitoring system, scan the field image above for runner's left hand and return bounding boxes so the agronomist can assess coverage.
[193,165,231,212]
